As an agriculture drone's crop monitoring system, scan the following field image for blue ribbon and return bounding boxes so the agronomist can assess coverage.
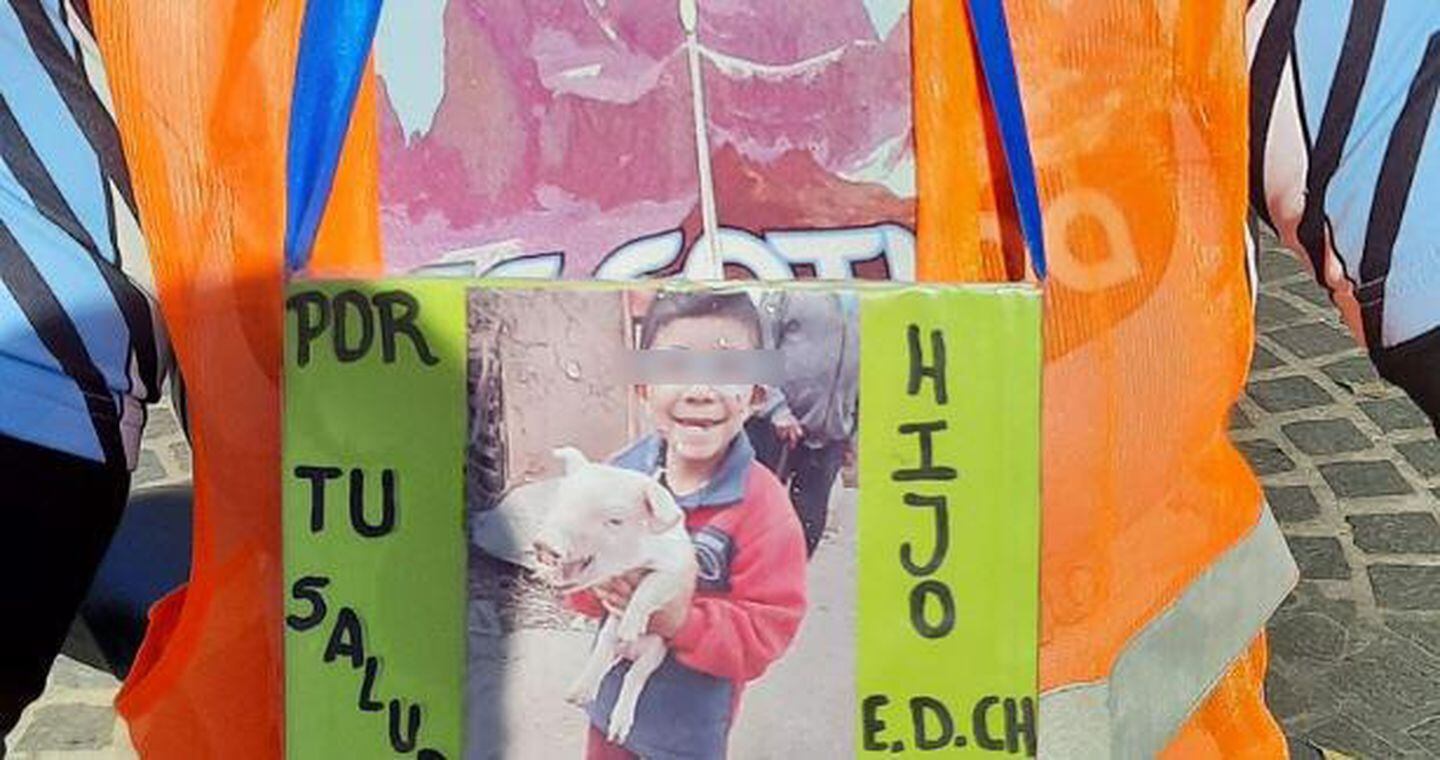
[966,0,1048,279]
[284,0,384,272]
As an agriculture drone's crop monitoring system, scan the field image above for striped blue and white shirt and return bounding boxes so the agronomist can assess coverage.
[0,0,166,469]
[1250,0,1440,356]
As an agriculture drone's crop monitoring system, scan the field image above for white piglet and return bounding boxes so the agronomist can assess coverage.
[531,447,698,744]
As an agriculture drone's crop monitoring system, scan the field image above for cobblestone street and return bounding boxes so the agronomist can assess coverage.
[1242,246,1440,759]
[7,244,1440,757]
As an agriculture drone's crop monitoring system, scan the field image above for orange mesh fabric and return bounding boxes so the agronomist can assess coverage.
[1162,634,1288,759]
[915,1,1277,754]
[91,3,380,757]
[92,0,1272,755]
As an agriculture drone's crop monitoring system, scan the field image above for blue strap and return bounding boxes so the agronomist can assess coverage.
[966,0,1048,279]
[284,0,384,272]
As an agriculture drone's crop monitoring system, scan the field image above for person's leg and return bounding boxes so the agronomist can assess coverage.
[744,416,784,475]
[585,725,640,760]
[787,442,846,556]
[1374,328,1440,435]
[0,434,128,739]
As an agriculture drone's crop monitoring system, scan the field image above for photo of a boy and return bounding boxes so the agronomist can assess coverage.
[566,291,809,760]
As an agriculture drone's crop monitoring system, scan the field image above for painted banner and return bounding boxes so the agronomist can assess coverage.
[373,1,916,280]
[283,279,1040,758]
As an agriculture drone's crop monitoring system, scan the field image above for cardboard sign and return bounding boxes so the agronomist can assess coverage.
[857,291,1041,756]
[283,280,1040,759]
[283,281,467,759]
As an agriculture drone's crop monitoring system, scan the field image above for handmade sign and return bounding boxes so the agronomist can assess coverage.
[283,279,1040,759]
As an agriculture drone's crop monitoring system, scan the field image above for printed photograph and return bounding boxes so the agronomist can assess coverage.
[465,285,860,759]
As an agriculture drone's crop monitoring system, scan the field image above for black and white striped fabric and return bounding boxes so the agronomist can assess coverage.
[1250,0,1440,427]
[0,0,166,469]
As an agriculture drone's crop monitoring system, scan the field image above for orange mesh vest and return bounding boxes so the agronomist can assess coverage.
[94,1,1292,756]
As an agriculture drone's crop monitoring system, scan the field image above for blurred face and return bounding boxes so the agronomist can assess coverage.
[640,315,764,471]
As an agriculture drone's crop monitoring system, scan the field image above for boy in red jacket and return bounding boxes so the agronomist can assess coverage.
[569,290,809,759]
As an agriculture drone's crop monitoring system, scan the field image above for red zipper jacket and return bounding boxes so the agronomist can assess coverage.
[569,433,808,758]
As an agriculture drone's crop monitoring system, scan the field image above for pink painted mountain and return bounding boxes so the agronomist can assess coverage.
[377,0,915,275]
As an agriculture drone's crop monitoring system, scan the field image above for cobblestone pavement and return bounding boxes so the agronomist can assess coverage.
[4,401,189,759]
[1240,246,1440,759]
[9,246,1440,757]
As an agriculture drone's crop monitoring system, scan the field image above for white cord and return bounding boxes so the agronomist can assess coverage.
[680,0,722,281]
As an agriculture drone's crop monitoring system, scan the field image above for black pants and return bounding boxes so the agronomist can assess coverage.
[1374,327,1440,435]
[745,419,845,557]
[0,434,128,743]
